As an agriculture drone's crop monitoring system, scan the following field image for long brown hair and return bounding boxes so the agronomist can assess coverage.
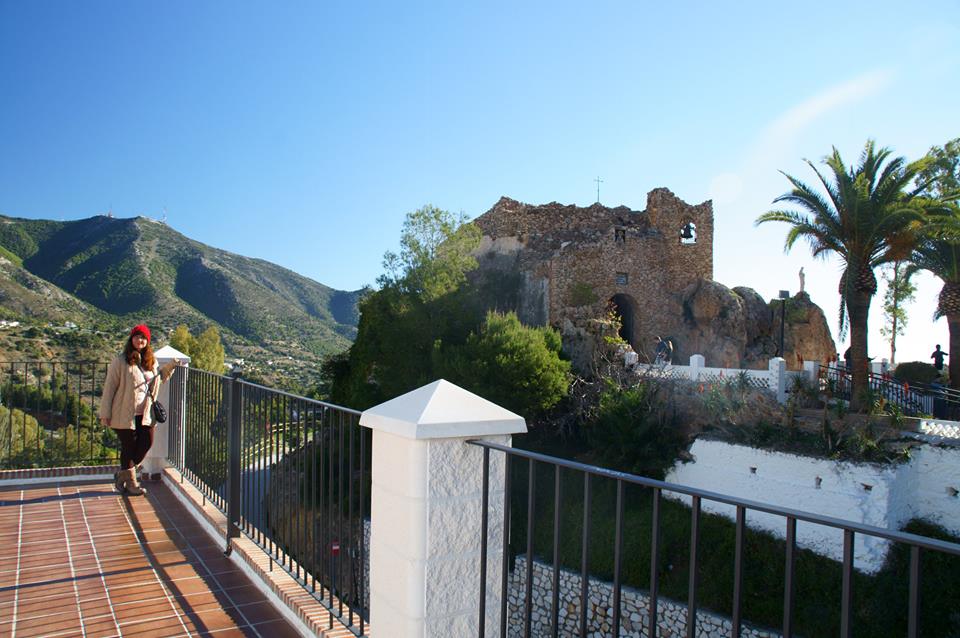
[124,335,156,370]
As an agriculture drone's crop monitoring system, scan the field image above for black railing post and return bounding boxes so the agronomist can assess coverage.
[225,371,242,555]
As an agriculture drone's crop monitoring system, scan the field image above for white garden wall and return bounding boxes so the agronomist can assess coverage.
[665,438,960,573]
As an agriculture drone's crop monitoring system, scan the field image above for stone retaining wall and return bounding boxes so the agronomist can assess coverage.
[506,555,780,638]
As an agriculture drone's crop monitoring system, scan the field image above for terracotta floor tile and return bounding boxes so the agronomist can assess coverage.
[249,618,305,637]
[104,570,160,589]
[200,556,244,577]
[108,580,167,602]
[173,591,235,615]
[79,595,115,618]
[232,600,284,625]
[116,613,188,637]
[0,480,305,638]
[75,574,109,594]
[18,579,75,601]
[151,551,194,568]
[198,628,256,637]
[214,585,263,607]
[182,607,248,633]
[10,609,81,636]
[18,552,70,569]
[211,572,253,591]
[113,596,179,624]
[17,594,82,620]
[78,614,121,638]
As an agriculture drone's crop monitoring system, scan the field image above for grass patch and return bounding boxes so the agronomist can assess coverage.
[0,244,23,267]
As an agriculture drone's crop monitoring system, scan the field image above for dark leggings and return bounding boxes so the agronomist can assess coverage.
[116,416,154,470]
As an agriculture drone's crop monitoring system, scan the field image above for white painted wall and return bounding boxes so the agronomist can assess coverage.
[665,438,960,573]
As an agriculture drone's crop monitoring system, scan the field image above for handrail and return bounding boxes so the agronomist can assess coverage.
[471,437,960,636]
[166,367,369,636]
[235,377,363,415]
[468,439,960,556]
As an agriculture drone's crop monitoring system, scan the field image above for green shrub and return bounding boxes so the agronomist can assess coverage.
[892,361,940,385]
[436,311,571,418]
[582,380,685,478]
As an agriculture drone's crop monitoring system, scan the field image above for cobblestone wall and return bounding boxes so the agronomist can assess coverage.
[506,556,780,638]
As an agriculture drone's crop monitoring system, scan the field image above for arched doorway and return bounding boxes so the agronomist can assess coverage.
[608,294,638,348]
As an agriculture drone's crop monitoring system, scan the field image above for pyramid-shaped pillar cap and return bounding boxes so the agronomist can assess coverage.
[359,379,527,440]
[154,345,191,362]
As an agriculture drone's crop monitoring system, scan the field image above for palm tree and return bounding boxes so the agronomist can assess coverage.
[909,210,960,389]
[756,140,929,411]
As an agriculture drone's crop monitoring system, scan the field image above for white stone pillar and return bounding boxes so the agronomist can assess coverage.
[689,354,705,382]
[803,360,819,384]
[360,379,527,638]
[143,346,190,476]
[769,357,787,404]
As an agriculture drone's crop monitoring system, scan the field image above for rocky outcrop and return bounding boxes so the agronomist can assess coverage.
[774,291,837,369]
[676,283,835,371]
[679,279,748,368]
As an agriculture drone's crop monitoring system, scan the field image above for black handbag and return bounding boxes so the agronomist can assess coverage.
[148,374,167,423]
[151,399,167,424]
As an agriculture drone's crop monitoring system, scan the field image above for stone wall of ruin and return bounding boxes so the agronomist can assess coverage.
[473,188,714,363]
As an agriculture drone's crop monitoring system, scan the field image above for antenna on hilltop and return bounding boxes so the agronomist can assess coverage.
[107,204,113,219]
[594,176,603,204]
[161,207,167,224]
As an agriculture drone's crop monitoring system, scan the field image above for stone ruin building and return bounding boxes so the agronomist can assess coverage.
[472,189,836,372]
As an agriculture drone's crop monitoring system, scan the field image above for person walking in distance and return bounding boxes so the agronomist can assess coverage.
[654,336,673,365]
[100,325,180,495]
[931,344,948,372]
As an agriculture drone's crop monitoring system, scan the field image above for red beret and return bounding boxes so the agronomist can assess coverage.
[130,324,151,342]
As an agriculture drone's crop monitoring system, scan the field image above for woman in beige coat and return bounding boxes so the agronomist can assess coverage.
[100,324,178,495]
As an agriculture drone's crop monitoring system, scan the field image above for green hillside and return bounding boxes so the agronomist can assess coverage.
[0,214,363,388]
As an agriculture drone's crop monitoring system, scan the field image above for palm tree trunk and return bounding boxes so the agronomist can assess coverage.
[847,290,872,412]
[949,315,960,391]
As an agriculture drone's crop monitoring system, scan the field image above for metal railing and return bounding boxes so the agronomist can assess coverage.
[470,440,960,638]
[820,364,960,419]
[167,367,369,636]
[0,361,116,468]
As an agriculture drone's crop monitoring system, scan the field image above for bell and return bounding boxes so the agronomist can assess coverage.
[680,223,695,240]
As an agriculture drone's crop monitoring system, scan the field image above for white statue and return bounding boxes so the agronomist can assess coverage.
[799,267,805,293]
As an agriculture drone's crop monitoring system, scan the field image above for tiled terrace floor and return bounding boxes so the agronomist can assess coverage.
[0,479,301,638]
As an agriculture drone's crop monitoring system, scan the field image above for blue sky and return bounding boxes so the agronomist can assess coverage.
[1,1,958,364]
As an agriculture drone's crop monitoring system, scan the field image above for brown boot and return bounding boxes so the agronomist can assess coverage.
[113,470,125,493]
[122,468,147,496]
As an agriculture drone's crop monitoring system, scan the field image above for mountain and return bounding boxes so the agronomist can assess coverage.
[0,214,363,385]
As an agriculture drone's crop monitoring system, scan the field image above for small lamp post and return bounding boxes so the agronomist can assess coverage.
[778,290,790,358]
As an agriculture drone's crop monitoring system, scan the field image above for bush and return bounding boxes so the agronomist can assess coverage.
[435,311,571,418]
[892,361,940,385]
